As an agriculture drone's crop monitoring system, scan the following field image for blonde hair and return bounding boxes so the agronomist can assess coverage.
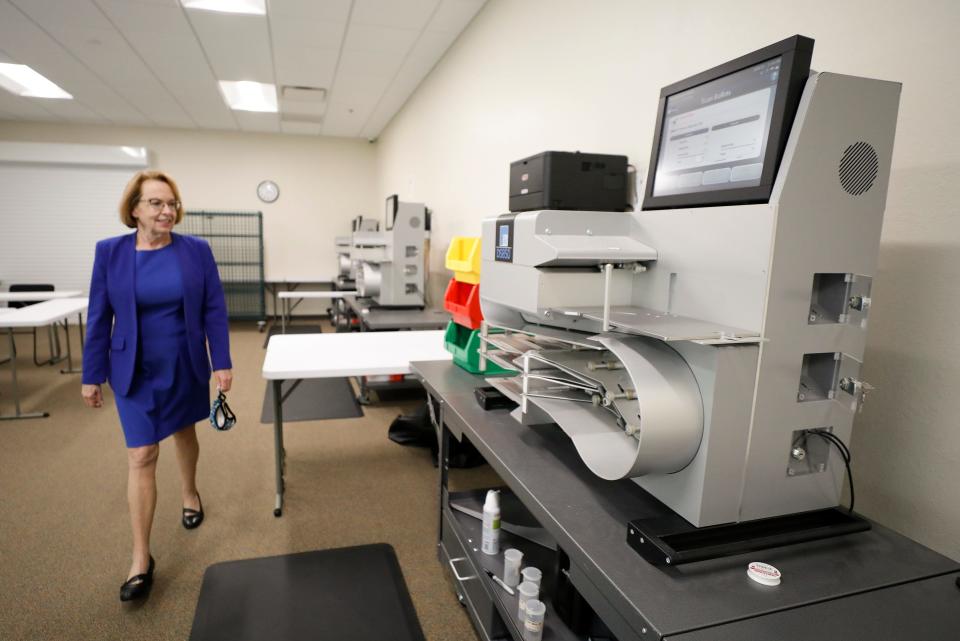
[119,170,185,228]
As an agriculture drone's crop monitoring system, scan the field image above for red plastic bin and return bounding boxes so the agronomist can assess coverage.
[443,278,483,329]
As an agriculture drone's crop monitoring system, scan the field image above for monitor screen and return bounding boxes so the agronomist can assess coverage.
[642,35,814,210]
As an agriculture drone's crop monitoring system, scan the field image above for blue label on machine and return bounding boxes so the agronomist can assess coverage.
[495,215,515,263]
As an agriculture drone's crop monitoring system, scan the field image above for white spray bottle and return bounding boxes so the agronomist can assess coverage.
[481,489,501,555]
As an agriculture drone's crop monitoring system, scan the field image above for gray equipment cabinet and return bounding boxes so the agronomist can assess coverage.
[413,360,960,641]
[180,211,266,323]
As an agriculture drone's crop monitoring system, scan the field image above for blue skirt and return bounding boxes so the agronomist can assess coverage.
[114,335,209,448]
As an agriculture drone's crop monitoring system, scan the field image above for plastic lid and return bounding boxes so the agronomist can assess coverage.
[504,548,523,561]
[484,489,500,511]
[521,566,542,581]
[517,581,539,596]
[525,599,546,616]
[747,561,781,586]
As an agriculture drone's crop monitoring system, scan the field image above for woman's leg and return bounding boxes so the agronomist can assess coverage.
[127,444,160,579]
[172,424,201,511]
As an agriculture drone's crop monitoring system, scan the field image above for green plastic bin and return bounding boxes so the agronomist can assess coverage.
[443,322,516,376]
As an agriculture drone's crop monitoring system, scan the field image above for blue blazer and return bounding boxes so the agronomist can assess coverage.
[82,232,232,396]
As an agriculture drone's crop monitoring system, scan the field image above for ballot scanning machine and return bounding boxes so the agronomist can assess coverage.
[480,35,901,563]
[353,195,429,307]
[335,215,379,290]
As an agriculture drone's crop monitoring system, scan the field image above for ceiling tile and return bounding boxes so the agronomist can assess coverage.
[279,97,325,118]
[0,89,62,121]
[41,25,195,127]
[39,98,112,123]
[343,24,419,55]
[273,45,339,88]
[10,0,113,30]
[336,48,404,80]
[235,110,280,132]
[428,0,485,33]
[269,17,345,49]
[127,36,238,129]
[187,10,274,82]
[269,0,350,22]
[95,0,196,37]
[322,100,372,138]
[351,0,438,31]
[0,1,145,123]
[280,120,323,135]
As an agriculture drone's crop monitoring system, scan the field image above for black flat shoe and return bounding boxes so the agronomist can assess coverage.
[120,556,154,602]
[182,493,204,530]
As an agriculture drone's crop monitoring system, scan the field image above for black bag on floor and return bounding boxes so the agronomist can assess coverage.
[387,401,485,468]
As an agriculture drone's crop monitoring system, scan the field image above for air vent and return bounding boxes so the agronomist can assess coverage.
[838,141,878,196]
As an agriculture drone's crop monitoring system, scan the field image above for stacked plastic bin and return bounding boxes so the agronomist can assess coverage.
[443,237,514,375]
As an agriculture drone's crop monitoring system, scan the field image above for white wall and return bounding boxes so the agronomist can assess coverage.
[0,122,378,313]
[374,0,960,559]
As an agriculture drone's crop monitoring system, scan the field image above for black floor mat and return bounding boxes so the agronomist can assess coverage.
[189,544,426,641]
[260,377,363,423]
[263,324,323,348]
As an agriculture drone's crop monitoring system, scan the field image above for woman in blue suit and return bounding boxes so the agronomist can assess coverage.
[81,171,233,602]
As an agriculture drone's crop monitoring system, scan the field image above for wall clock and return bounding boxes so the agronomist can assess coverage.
[257,180,279,203]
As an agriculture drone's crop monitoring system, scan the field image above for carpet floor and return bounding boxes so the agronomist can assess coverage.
[0,321,500,641]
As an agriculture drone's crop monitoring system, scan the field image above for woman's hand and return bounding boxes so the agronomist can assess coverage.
[82,384,103,408]
[213,369,233,392]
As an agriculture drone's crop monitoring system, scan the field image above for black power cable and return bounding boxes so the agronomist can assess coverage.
[811,430,855,513]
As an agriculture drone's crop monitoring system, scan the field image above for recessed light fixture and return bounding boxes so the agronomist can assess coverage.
[218,80,277,112]
[0,63,72,99]
[181,0,266,15]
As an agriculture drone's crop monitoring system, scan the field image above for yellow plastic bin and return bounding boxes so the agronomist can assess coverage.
[445,236,481,284]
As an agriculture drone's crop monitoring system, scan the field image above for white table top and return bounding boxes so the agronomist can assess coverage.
[0,290,83,302]
[265,277,333,284]
[262,330,450,379]
[0,298,88,328]
[277,290,357,299]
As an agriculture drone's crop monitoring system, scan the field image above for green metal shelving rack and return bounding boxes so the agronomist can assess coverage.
[181,211,265,323]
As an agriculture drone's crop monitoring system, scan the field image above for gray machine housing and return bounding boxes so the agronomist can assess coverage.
[335,216,379,287]
[481,72,901,527]
[353,200,428,307]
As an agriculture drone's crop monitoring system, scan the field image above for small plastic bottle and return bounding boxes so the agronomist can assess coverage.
[517,580,539,622]
[523,598,546,641]
[503,549,523,587]
[481,489,501,555]
[521,566,542,590]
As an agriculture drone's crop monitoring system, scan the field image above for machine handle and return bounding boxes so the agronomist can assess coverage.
[448,557,477,582]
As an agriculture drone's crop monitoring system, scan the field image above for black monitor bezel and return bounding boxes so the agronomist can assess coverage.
[641,35,814,211]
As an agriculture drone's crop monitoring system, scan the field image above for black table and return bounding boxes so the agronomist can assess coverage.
[413,360,960,641]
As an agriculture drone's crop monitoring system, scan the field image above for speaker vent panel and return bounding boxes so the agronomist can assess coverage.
[839,141,878,196]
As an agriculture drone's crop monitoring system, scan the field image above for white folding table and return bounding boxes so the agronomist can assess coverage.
[263,278,333,330]
[0,290,84,366]
[261,330,451,516]
[0,298,88,420]
[0,290,83,302]
[277,290,357,333]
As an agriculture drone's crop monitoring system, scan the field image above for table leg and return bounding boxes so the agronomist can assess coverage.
[78,312,85,348]
[60,318,81,374]
[1,328,48,421]
[281,297,287,334]
[273,379,285,517]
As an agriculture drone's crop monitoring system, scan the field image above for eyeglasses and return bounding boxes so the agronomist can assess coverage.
[138,198,181,212]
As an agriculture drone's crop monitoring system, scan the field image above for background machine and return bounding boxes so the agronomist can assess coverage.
[480,35,899,561]
[353,195,429,308]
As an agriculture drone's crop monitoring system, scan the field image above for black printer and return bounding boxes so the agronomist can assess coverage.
[509,151,629,212]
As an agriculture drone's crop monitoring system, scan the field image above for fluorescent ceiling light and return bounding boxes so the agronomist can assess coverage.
[218,80,277,112]
[0,63,72,99]
[181,0,266,15]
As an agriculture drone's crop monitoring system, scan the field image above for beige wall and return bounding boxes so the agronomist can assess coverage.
[374,0,960,559]
[0,122,378,315]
